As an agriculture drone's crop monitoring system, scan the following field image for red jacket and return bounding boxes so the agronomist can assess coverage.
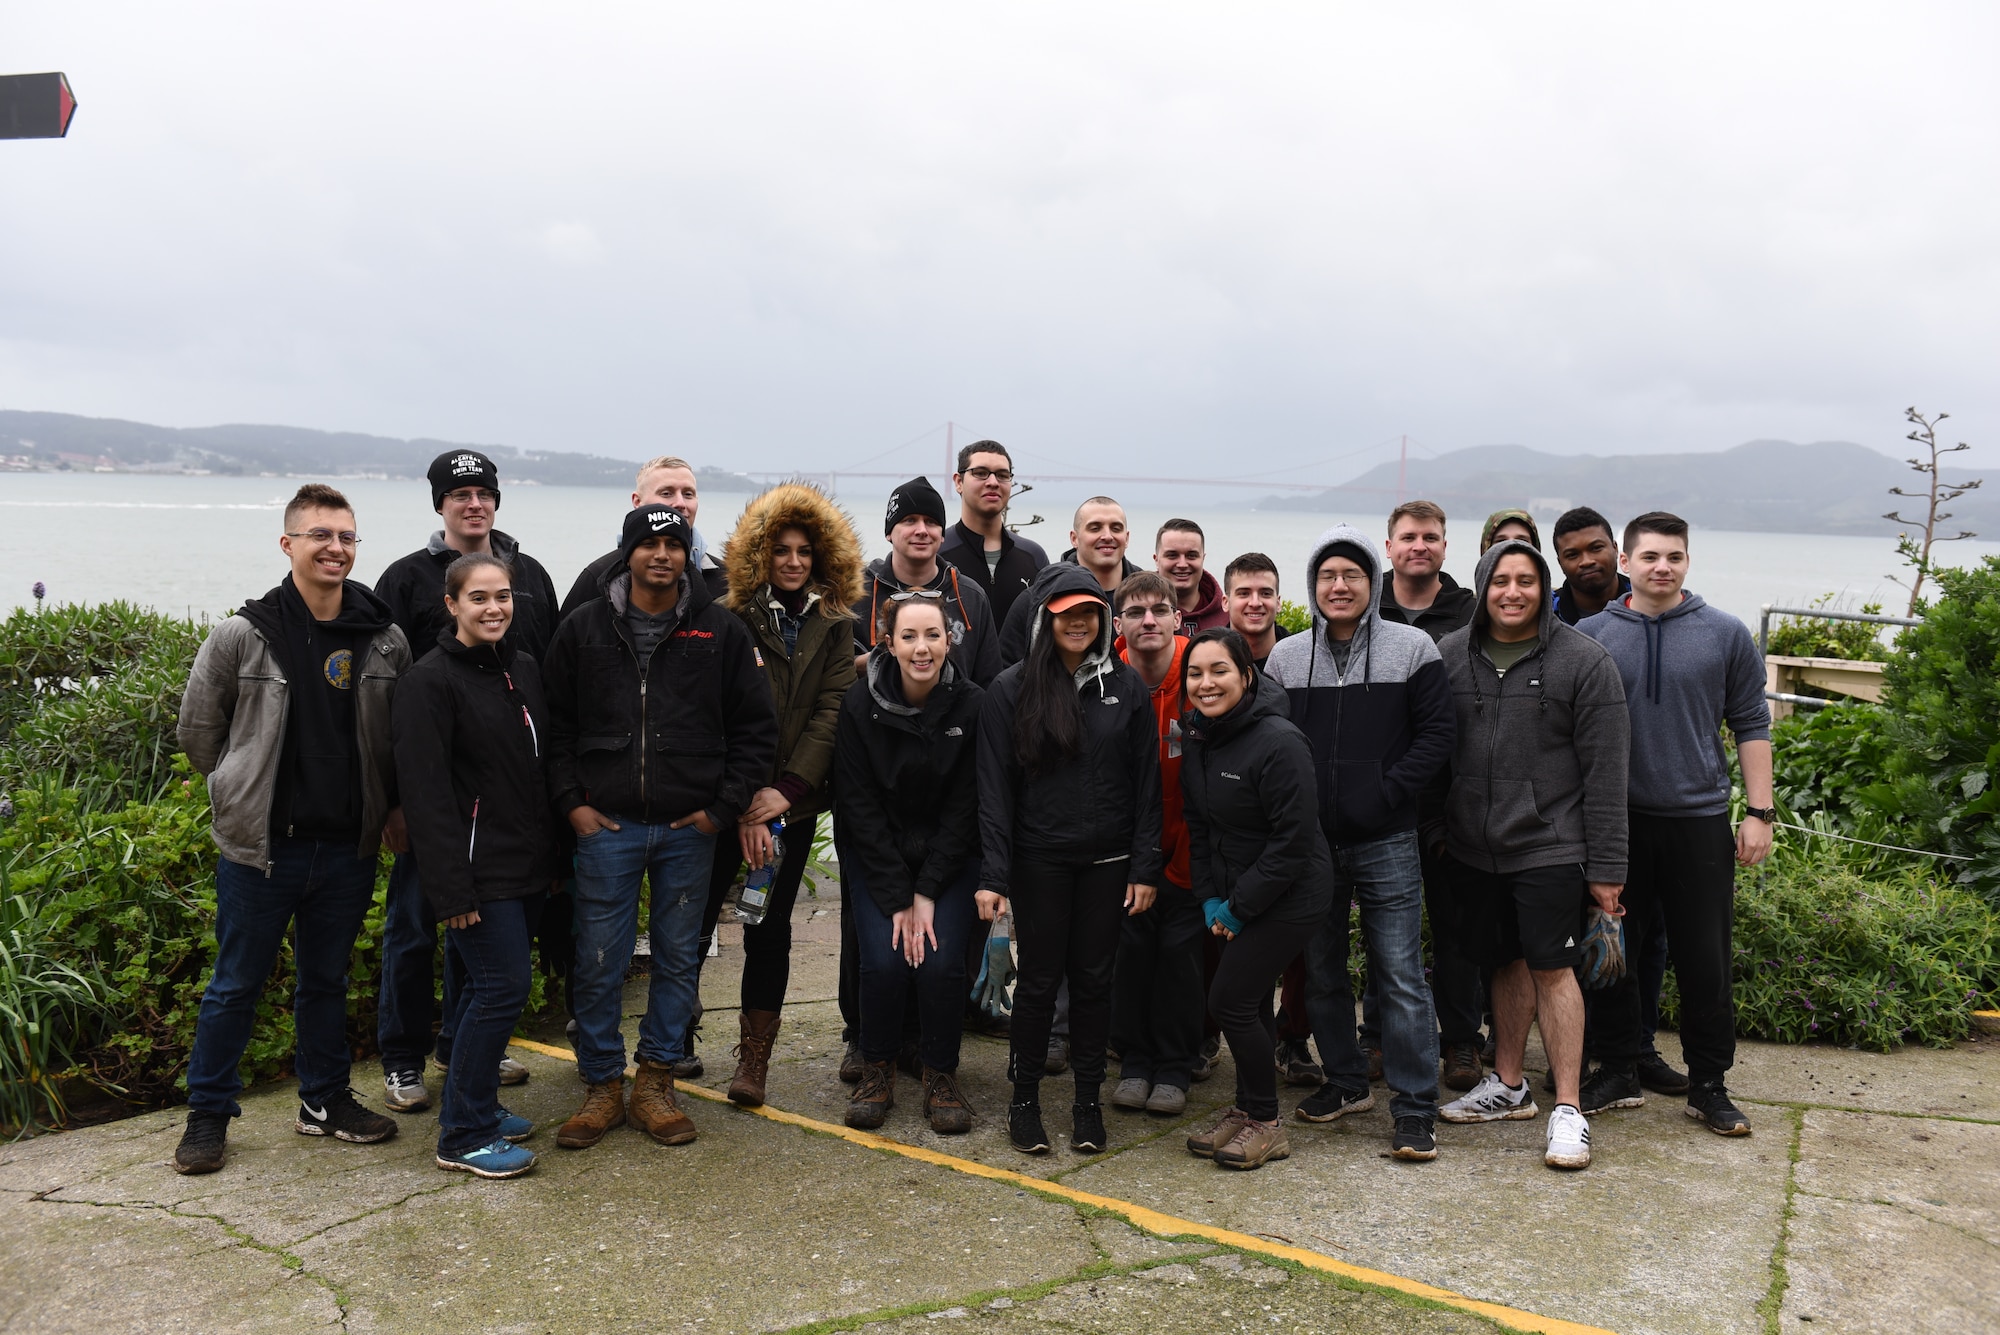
[1176,570,1229,635]
[1118,634,1192,889]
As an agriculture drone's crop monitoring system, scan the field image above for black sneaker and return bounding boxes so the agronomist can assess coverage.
[296,1088,399,1143]
[1638,1052,1691,1095]
[1275,1038,1324,1087]
[1390,1115,1437,1162]
[1071,1102,1108,1154]
[1009,1100,1051,1155]
[1294,1081,1375,1123]
[1190,1035,1221,1083]
[173,1110,230,1175]
[1578,1065,1645,1116]
[1686,1080,1752,1136]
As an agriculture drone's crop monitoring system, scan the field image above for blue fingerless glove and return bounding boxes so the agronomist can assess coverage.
[1202,897,1244,935]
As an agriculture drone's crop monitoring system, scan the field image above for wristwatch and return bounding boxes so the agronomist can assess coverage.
[1744,805,1776,823]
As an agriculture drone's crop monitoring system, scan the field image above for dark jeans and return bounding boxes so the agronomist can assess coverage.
[699,813,819,1013]
[1111,881,1205,1088]
[1209,912,1296,1122]
[849,862,979,1071]
[376,852,469,1072]
[186,838,376,1117]
[1597,812,1738,1085]
[438,894,543,1155]
[1007,854,1126,1090]
[1305,830,1440,1122]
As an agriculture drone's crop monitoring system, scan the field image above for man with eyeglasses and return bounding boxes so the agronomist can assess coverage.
[940,440,1048,627]
[1263,524,1455,1162]
[172,484,410,1174]
[370,449,562,1116]
[1106,573,1203,1118]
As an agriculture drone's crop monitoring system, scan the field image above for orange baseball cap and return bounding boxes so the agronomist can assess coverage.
[1047,591,1102,614]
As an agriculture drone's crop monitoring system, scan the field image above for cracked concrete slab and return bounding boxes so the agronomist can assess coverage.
[1793,1107,2000,1246]
[1781,1191,1999,1333]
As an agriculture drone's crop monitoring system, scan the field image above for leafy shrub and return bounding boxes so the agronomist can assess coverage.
[1771,702,1897,830]
[1663,834,2000,1051]
[1276,599,1311,635]
[1764,593,1891,662]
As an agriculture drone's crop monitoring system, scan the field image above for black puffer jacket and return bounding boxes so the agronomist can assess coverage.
[976,564,1164,895]
[833,651,983,915]
[391,633,558,920]
[376,530,562,661]
[542,568,778,827]
[1180,670,1334,927]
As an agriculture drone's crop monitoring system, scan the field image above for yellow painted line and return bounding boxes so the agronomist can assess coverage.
[507,1036,1612,1335]
[1973,1009,2000,1034]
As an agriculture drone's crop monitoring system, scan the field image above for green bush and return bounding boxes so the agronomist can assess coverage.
[1663,833,2000,1051]
[1764,593,1891,662]
[1771,702,1898,831]
[1276,599,1311,635]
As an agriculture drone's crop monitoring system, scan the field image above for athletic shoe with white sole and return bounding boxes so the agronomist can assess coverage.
[1578,1064,1645,1115]
[383,1067,430,1112]
[1439,1072,1537,1124]
[1390,1115,1438,1162]
[436,1138,537,1179]
[498,1056,530,1086]
[496,1108,535,1142]
[297,1089,398,1143]
[1544,1103,1591,1169]
[1110,1077,1152,1110]
[1293,1082,1375,1123]
[1686,1080,1753,1136]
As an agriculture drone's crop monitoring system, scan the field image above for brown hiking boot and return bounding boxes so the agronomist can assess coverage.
[1214,1117,1291,1170]
[629,1059,698,1146]
[1186,1106,1252,1159]
[922,1066,974,1135]
[1442,1042,1484,1092]
[556,1076,627,1149]
[727,1009,781,1108]
[846,1060,896,1130]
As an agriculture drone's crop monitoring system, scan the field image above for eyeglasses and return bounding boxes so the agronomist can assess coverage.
[1118,603,1176,621]
[1316,570,1369,587]
[961,467,1013,484]
[442,488,498,505]
[888,589,945,602]
[287,529,360,547]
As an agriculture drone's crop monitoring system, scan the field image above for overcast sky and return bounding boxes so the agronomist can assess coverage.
[3,4,1996,483]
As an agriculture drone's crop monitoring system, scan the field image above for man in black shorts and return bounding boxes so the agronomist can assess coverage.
[1430,539,1629,1171]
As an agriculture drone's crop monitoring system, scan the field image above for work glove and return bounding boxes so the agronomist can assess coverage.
[1578,905,1628,990]
[971,911,1018,1018]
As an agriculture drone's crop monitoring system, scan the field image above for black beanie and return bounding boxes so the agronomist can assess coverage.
[621,505,692,562]
[884,476,948,536]
[1319,539,1372,575]
[428,450,502,512]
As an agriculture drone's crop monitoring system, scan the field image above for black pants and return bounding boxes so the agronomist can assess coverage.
[699,813,819,1013]
[1008,854,1126,1091]
[1209,913,1297,1122]
[1596,812,1737,1085]
[1110,881,1205,1089]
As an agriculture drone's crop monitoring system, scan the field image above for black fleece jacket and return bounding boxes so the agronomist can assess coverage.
[976,565,1164,894]
[561,546,728,619]
[997,553,1143,666]
[833,652,984,915]
[1180,672,1334,927]
[542,569,778,827]
[391,633,557,919]
[376,530,562,662]
[1379,570,1477,643]
[940,520,1048,628]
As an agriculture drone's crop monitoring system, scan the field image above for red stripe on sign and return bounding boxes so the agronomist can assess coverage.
[57,74,75,135]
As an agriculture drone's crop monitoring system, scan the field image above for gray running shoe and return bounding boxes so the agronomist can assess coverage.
[383,1067,430,1112]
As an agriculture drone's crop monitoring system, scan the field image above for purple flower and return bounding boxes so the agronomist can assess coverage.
[31,581,46,603]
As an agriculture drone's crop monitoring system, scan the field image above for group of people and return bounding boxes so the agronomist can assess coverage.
[169,438,1774,1182]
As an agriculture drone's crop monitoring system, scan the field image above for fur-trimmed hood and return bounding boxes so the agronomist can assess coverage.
[723,482,865,617]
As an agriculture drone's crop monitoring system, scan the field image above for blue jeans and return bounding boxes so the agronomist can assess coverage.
[1305,829,1440,1121]
[185,838,377,1117]
[849,862,979,1072]
[570,819,715,1085]
[375,852,467,1072]
[438,894,542,1155]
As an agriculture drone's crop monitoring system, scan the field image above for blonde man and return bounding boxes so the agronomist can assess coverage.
[561,455,728,616]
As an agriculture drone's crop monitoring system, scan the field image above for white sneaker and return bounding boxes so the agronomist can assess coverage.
[1439,1072,1537,1124]
[1545,1103,1591,1170]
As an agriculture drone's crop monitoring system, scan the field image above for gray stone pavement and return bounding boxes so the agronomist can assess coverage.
[2,885,1996,1334]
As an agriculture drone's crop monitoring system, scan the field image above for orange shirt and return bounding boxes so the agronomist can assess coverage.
[1118,634,1191,889]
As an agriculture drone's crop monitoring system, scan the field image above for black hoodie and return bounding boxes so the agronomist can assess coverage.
[833,651,984,915]
[1180,670,1334,927]
[975,564,1164,894]
[238,576,396,843]
[376,529,562,661]
[997,552,1144,666]
[392,632,558,919]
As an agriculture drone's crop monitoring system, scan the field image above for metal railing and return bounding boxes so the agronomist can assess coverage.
[1758,603,1922,711]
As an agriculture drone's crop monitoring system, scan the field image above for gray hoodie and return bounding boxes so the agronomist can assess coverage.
[1577,590,1771,818]
[1436,540,1630,883]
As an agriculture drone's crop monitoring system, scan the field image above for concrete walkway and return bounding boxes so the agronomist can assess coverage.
[3,888,1996,1334]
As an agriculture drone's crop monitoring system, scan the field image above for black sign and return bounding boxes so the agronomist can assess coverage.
[0,73,78,139]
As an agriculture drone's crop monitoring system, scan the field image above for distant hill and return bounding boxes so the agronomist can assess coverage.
[1257,439,1995,537]
[0,409,761,494]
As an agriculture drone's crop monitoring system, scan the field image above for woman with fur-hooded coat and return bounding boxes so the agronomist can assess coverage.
[697,482,863,1106]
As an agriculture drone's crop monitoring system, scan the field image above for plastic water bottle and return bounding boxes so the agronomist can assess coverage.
[734,819,785,925]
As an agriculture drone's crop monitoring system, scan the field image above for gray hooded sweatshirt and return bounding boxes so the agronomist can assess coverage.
[1436,540,1630,883]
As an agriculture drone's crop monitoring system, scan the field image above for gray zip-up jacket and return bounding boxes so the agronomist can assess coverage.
[1436,540,1630,884]
[178,606,409,872]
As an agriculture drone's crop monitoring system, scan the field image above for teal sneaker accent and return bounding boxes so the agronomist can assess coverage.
[436,1138,537,1179]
